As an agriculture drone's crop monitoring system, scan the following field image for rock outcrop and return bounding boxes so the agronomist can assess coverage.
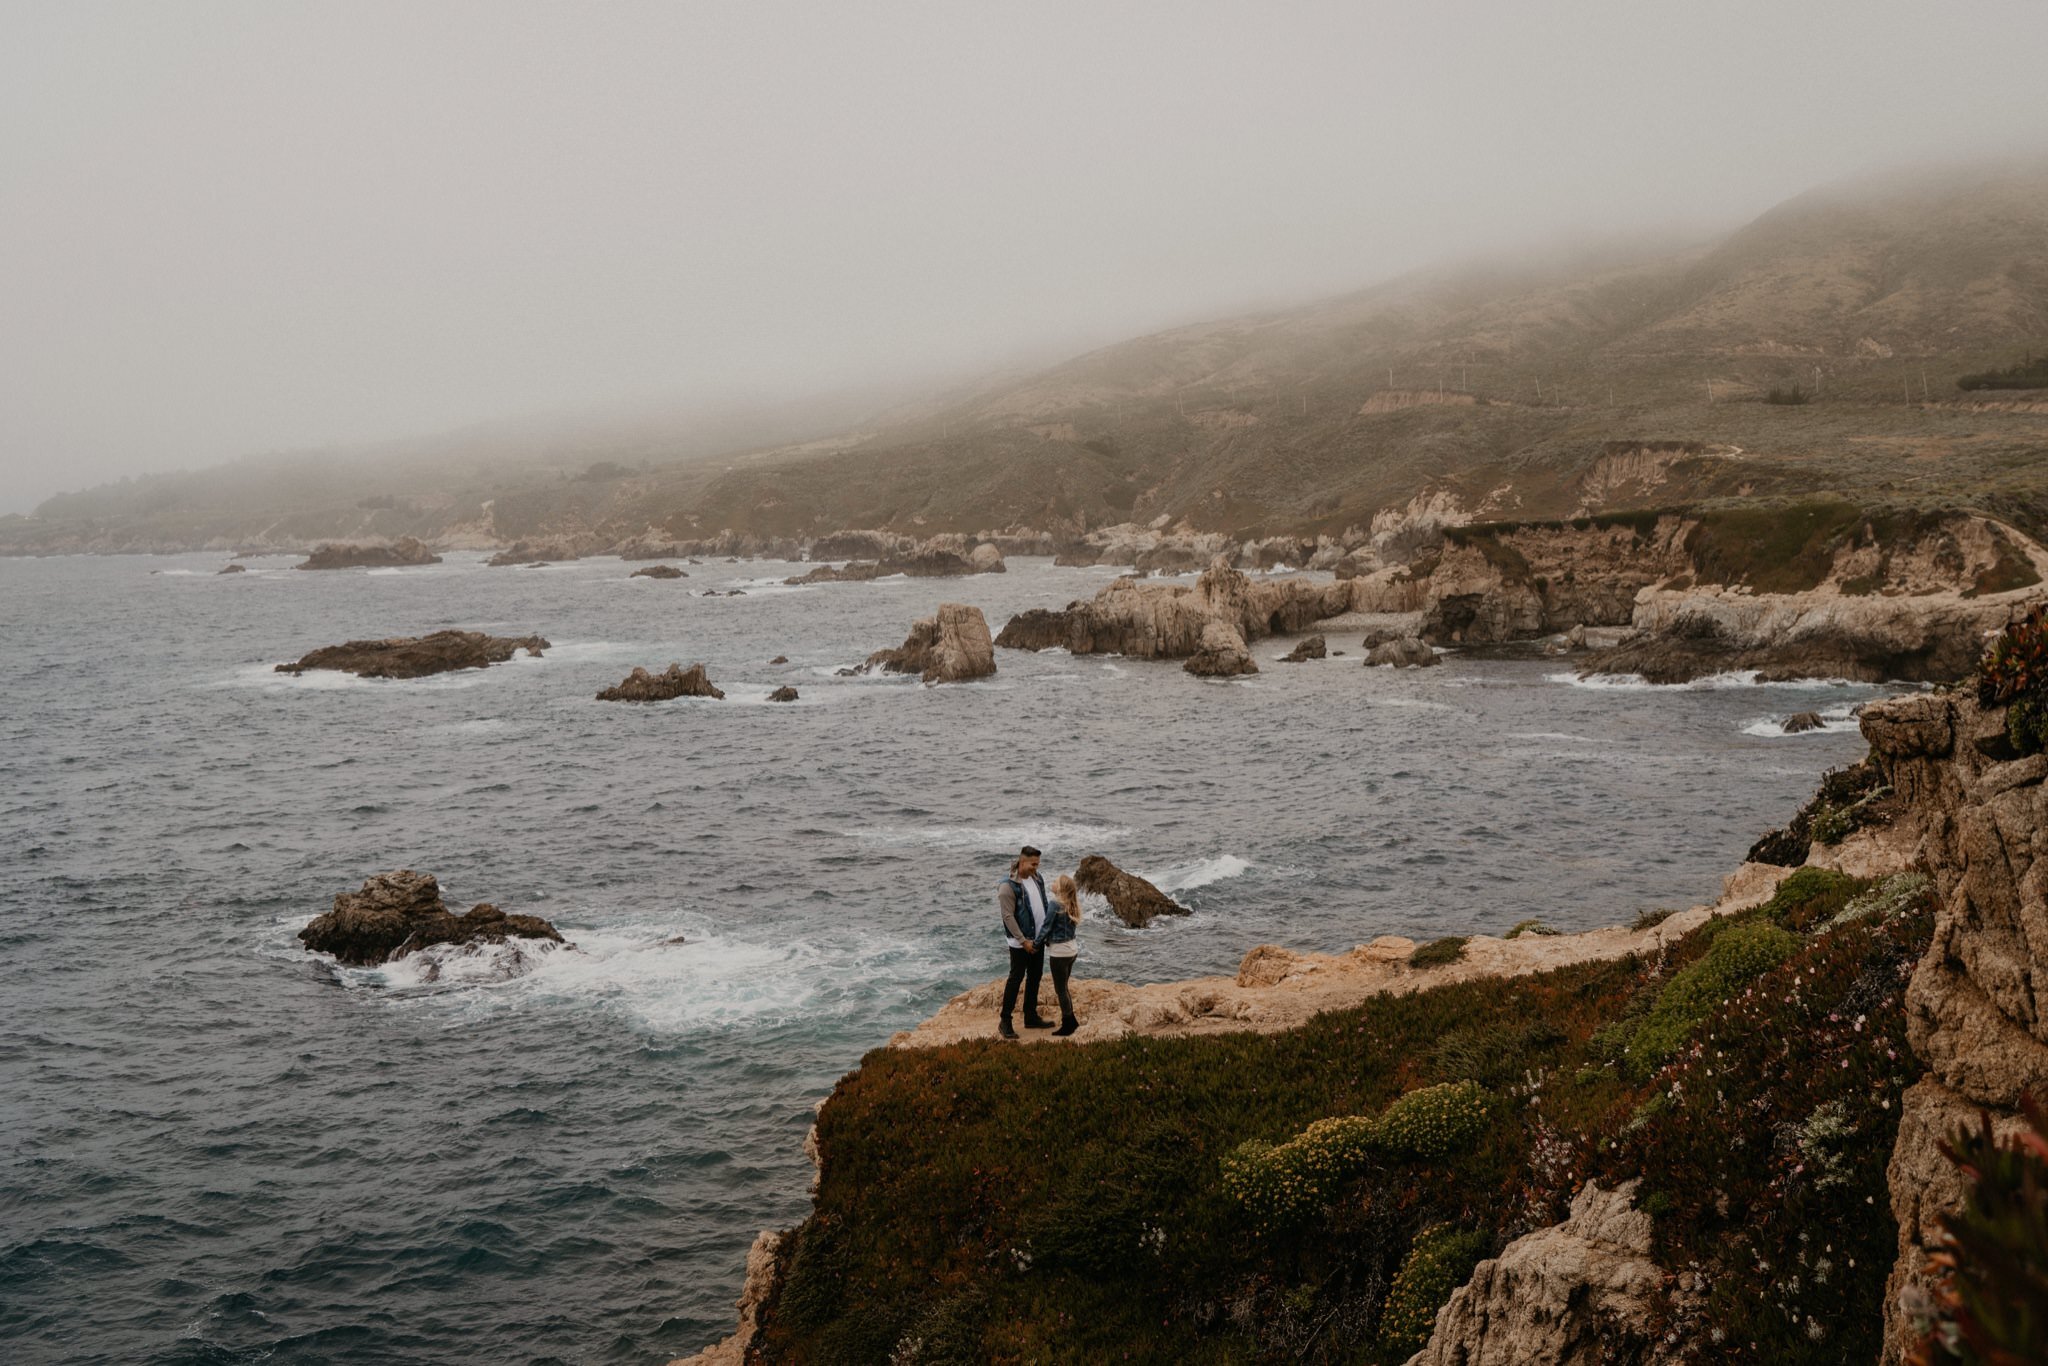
[295,537,441,570]
[1184,621,1257,677]
[597,663,725,701]
[298,870,565,967]
[1368,637,1439,668]
[865,604,996,684]
[995,557,1353,661]
[487,541,582,566]
[1073,854,1188,928]
[768,686,799,703]
[1857,693,2048,1360]
[1783,710,1825,733]
[1405,1181,1665,1366]
[1278,635,1326,662]
[217,563,245,575]
[276,630,549,678]
[631,564,688,579]
[786,540,1006,584]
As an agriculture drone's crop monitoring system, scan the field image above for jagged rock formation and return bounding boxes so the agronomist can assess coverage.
[1279,635,1326,662]
[630,564,687,579]
[996,557,1354,660]
[1405,1181,1665,1366]
[275,630,549,678]
[1074,854,1188,928]
[1857,693,2048,1360]
[1185,621,1257,677]
[865,604,996,684]
[295,536,441,570]
[298,870,565,966]
[1368,637,1439,668]
[596,663,725,701]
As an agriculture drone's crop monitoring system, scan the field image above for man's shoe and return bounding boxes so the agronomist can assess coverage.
[1023,1015,1054,1029]
[997,1020,1019,1040]
[1052,1019,1079,1037]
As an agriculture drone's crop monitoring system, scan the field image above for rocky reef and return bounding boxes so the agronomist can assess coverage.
[275,630,549,678]
[298,870,564,967]
[786,540,1005,584]
[596,662,725,701]
[864,604,996,684]
[630,564,688,579]
[995,556,1354,661]
[295,536,442,570]
[1073,854,1188,928]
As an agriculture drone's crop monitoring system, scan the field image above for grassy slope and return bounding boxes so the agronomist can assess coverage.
[751,869,1931,1365]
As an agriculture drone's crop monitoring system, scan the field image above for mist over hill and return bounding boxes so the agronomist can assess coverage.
[8,158,2048,556]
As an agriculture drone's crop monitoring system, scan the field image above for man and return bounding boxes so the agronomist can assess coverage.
[997,844,1054,1039]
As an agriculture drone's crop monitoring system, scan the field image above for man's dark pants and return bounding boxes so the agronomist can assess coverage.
[1002,943,1045,1023]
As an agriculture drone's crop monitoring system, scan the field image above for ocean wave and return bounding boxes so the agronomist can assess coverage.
[213,662,489,691]
[847,822,1132,851]
[1551,669,1869,692]
[1146,853,1251,893]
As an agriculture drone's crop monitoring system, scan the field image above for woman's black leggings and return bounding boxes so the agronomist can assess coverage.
[1049,955,1076,1023]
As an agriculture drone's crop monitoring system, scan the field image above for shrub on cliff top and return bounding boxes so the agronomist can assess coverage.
[1410,936,1469,968]
[1375,1224,1489,1362]
[1606,920,1800,1078]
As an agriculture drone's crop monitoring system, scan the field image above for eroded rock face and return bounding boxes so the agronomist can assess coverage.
[1184,620,1257,677]
[1074,854,1188,928]
[1368,637,1439,668]
[597,663,725,701]
[1406,1181,1665,1366]
[995,557,1353,661]
[276,630,549,679]
[631,564,688,579]
[299,870,565,967]
[1860,693,2048,1360]
[295,537,441,570]
[1279,635,1327,662]
[866,603,996,684]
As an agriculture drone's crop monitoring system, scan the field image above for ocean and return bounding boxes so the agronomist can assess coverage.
[0,552,1880,1363]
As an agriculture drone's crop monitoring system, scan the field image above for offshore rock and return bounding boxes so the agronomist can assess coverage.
[597,663,725,702]
[1406,1181,1664,1366]
[630,564,688,579]
[1782,710,1825,733]
[1184,620,1257,677]
[295,536,441,570]
[276,630,549,679]
[996,557,1351,660]
[487,540,584,566]
[866,603,996,684]
[299,870,565,967]
[1278,634,1327,662]
[1368,637,1439,668]
[1074,854,1188,928]
[216,563,246,575]
[767,685,799,703]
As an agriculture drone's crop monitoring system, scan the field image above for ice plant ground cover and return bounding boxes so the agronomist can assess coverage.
[750,870,1934,1364]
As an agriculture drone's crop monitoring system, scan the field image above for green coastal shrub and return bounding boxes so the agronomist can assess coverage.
[1411,936,1469,968]
[1431,1018,1566,1087]
[1613,920,1799,1077]
[1505,918,1559,939]
[1758,867,1860,931]
[1222,1081,1493,1226]
[1916,1097,2048,1363]
[1376,1224,1488,1361]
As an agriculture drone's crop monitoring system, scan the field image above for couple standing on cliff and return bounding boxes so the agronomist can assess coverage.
[996,845,1083,1039]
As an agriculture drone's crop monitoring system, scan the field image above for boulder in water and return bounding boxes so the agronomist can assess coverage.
[1184,620,1257,677]
[1782,711,1826,734]
[866,604,996,684]
[299,870,565,966]
[1279,634,1327,663]
[1367,636,1439,668]
[217,563,246,575]
[631,564,688,579]
[295,537,441,570]
[597,662,725,702]
[768,685,800,702]
[769,655,789,665]
[1074,854,1189,928]
[276,630,549,679]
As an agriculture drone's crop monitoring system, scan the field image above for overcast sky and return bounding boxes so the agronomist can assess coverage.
[3,1,2046,513]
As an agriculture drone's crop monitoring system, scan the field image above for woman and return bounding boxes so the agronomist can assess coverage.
[1040,873,1083,1036]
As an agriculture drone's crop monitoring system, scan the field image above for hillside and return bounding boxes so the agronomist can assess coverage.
[7,158,2048,555]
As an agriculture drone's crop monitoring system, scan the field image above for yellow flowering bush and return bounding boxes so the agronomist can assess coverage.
[1376,1223,1488,1360]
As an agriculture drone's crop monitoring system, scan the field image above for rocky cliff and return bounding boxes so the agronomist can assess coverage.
[1853,692,2048,1361]
[994,556,1356,660]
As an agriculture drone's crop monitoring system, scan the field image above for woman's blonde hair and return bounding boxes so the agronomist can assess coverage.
[1053,873,1082,921]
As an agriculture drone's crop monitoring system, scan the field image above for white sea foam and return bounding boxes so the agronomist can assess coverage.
[1147,853,1251,893]
[1551,669,1868,692]
[1740,703,1862,738]
[1507,731,1610,744]
[849,822,1133,851]
[214,661,490,691]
